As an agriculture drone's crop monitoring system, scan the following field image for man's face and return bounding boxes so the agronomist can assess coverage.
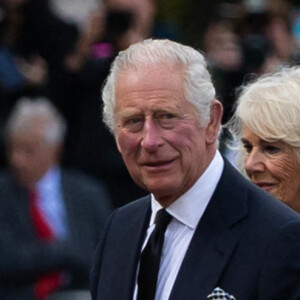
[114,64,221,206]
[7,123,60,188]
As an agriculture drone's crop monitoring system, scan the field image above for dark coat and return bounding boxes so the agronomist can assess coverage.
[91,159,300,300]
[0,169,112,299]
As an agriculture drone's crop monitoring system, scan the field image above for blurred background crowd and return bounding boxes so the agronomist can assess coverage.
[1,0,300,207]
[0,0,300,298]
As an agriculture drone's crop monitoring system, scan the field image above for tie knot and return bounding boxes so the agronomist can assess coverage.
[154,209,172,230]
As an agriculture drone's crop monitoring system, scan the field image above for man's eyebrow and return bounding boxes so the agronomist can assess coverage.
[117,109,141,117]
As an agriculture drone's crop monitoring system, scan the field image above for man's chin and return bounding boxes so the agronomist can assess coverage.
[144,183,179,206]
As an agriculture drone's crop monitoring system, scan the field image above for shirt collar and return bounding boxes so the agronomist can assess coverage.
[151,150,224,229]
[36,166,61,192]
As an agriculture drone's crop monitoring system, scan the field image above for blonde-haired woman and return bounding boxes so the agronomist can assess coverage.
[227,66,300,213]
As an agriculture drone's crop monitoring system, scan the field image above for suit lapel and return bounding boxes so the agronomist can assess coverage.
[110,198,151,300]
[170,160,248,300]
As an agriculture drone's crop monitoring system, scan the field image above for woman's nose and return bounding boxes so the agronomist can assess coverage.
[244,149,266,175]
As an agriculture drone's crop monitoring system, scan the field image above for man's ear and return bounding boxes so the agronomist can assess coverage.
[205,100,223,145]
[115,136,122,153]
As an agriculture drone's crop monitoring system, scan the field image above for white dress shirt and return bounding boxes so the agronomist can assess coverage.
[134,150,224,300]
[35,166,68,239]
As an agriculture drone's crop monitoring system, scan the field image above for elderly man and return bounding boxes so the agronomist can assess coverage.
[0,97,111,300]
[90,39,300,300]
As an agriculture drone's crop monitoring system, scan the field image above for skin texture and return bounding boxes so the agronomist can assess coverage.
[114,63,222,207]
[242,127,300,213]
[7,120,61,189]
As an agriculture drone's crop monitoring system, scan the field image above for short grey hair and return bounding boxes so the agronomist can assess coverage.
[5,97,67,145]
[102,39,216,134]
[226,66,300,163]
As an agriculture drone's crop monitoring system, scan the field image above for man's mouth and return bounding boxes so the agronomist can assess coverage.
[141,159,176,172]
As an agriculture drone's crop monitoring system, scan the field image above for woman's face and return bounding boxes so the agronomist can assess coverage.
[242,127,300,213]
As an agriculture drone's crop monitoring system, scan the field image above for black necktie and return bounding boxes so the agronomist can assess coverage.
[137,209,172,300]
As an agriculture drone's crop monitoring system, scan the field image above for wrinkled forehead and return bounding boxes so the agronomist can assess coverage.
[116,61,184,80]
[114,62,185,93]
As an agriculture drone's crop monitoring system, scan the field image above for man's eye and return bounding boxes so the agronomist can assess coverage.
[161,113,175,119]
[158,113,177,128]
[127,117,142,124]
[123,117,144,131]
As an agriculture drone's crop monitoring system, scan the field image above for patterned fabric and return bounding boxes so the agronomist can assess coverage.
[207,287,236,300]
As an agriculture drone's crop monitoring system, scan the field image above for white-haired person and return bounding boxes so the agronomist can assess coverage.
[226,66,300,214]
[90,39,300,300]
[0,97,111,300]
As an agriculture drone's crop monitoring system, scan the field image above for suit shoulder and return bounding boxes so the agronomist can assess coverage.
[113,195,151,219]
[100,196,150,234]
[219,160,300,227]
[245,177,300,227]
[249,186,300,225]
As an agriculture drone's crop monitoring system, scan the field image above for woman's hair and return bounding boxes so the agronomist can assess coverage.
[101,38,216,134]
[226,66,300,163]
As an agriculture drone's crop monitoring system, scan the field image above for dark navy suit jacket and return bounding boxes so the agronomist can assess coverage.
[91,160,300,300]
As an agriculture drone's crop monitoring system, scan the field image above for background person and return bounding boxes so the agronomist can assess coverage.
[91,39,300,300]
[226,66,300,214]
[0,97,111,300]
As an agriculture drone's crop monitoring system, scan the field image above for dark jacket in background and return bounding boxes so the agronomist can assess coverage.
[0,169,111,300]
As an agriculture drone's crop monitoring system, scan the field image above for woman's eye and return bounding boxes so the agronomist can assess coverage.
[242,143,252,153]
[264,145,280,154]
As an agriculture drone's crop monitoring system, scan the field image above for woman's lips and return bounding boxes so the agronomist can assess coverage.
[253,181,276,192]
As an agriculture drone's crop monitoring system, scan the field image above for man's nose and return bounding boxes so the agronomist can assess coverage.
[141,119,163,152]
[244,149,266,175]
